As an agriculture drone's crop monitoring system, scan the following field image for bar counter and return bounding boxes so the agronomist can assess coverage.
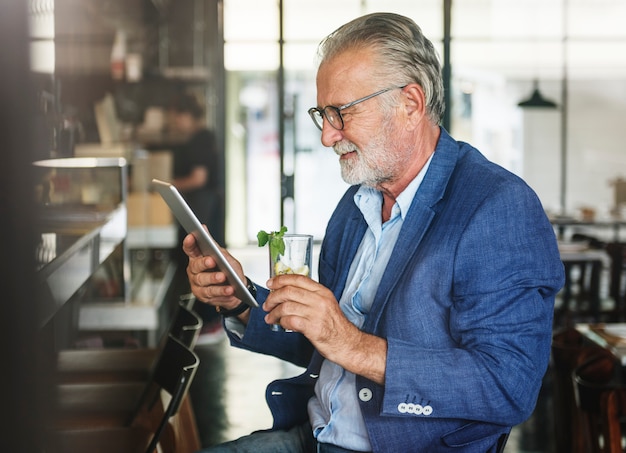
[37,204,128,328]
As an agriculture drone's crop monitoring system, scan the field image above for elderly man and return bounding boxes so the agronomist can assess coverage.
[185,12,564,453]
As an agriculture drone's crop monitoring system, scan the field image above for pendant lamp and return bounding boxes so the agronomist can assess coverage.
[518,80,558,108]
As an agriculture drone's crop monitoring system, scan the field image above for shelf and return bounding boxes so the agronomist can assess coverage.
[78,260,177,347]
[37,205,127,327]
[127,225,177,249]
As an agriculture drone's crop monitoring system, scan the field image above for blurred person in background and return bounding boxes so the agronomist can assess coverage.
[169,92,225,344]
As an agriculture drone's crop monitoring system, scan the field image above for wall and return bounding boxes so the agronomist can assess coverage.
[567,79,626,215]
[522,79,626,218]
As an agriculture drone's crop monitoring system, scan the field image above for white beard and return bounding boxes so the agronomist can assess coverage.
[334,126,403,188]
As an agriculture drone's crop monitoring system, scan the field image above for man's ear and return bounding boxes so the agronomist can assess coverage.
[401,84,428,130]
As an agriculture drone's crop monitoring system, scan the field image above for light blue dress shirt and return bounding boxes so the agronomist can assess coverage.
[308,156,433,451]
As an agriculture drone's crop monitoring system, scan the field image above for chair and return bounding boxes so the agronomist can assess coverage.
[574,350,625,453]
[130,332,201,453]
[602,384,626,453]
[48,334,200,453]
[558,256,604,326]
[606,242,626,320]
[168,297,203,348]
[551,327,606,453]
[572,233,606,250]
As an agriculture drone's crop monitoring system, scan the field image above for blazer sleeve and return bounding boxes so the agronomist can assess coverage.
[223,285,315,368]
[380,176,564,426]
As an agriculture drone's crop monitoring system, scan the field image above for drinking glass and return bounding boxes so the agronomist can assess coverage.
[269,234,313,331]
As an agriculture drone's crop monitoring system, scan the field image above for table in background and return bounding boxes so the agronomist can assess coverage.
[551,216,626,241]
[575,323,626,366]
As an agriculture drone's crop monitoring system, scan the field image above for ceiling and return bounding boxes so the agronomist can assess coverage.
[224,0,626,80]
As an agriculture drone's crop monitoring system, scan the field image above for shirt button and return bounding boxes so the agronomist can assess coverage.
[358,388,373,402]
[422,405,433,415]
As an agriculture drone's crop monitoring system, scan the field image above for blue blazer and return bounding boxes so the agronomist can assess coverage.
[228,128,565,452]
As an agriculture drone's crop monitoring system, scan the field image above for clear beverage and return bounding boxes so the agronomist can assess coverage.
[269,234,313,330]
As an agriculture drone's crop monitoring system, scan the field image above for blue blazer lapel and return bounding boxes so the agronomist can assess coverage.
[364,128,460,330]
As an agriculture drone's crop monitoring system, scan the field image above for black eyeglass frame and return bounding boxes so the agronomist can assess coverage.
[307,85,407,131]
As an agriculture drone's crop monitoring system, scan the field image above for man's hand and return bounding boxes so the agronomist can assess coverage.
[264,274,387,384]
[183,231,247,315]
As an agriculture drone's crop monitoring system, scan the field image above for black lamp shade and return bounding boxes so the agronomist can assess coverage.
[518,83,558,108]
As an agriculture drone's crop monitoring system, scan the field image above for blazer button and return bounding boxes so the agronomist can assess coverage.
[358,388,372,402]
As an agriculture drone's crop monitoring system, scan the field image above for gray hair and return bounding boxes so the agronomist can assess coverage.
[317,12,445,124]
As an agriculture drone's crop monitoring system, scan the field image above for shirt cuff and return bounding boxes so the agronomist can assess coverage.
[224,316,246,340]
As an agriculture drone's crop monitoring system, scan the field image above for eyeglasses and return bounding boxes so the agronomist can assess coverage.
[307,85,407,131]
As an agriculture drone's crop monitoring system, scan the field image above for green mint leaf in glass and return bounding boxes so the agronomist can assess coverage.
[257,230,269,247]
[269,235,285,262]
[257,226,288,263]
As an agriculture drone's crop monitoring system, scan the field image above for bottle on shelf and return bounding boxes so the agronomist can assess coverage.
[110,29,126,81]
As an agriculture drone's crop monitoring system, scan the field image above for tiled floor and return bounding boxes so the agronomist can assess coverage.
[190,340,304,446]
[185,245,557,452]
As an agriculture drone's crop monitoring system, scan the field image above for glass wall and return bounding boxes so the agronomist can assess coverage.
[223,0,443,245]
[224,0,626,245]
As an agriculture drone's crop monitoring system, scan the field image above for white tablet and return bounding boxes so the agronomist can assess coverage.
[152,178,259,309]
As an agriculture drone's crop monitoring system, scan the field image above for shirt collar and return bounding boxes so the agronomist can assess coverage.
[354,153,435,221]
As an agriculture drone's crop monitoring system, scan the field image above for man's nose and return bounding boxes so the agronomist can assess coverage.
[320,121,344,148]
